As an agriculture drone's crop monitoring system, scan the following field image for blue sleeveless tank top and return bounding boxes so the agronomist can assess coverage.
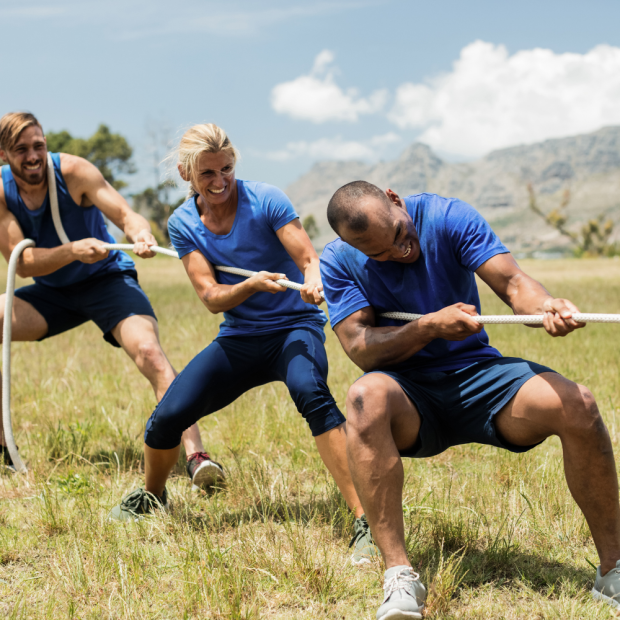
[1,152,135,287]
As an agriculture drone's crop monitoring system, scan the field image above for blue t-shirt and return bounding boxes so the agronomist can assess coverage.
[168,179,327,337]
[320,193,509,373]
[1,152,135,287]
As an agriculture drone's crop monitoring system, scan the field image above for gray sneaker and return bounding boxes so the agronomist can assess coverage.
[376,565,426,620]
[108,488,169,522]
[349,514,380,565]
[592,559,620,608]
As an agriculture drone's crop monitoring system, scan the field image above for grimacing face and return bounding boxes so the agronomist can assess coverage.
[182,151,236,207]
[1,125,48,186]
[341,191,421,264]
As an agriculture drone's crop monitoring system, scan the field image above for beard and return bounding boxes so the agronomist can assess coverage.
[10,160,46,185]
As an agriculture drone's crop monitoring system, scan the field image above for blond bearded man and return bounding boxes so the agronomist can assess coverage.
[0,112,219,490]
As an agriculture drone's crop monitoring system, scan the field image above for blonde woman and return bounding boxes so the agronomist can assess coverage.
[109,124,376,564]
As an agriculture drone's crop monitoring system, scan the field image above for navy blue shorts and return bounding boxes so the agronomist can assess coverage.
[144,327,346,449]
[370,357,555,458]
[14,270,156,348]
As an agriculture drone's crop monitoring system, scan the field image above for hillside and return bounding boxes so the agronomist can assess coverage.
[285,126,620,255]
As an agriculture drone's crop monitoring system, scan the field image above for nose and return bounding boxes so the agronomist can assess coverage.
[211,172,226,188]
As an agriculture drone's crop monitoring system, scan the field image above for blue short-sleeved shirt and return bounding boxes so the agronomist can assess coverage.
[320,193,509,373]
[168,179,327,337]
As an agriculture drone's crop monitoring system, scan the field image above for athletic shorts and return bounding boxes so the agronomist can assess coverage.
[144,327,346,449]
[370,357,555,458]
[14,270,156,348]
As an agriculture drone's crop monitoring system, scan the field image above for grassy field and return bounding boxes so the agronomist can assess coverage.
[2,257,620,619]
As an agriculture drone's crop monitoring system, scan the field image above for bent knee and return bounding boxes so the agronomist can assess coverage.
[346,375,394,431]
[136,341,167,370]
[564,384,603,433]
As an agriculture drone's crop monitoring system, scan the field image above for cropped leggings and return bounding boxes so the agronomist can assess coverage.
[144,327,346,450]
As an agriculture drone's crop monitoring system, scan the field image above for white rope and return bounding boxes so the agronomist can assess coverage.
[2,239,35,474]
[47,153,70,245]
[4,237,620,475]
[380,311,620,325]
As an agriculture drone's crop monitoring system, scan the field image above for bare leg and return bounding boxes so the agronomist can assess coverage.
[314,422,364,518]
[0,296,48,446]
[145,444,180,497]
[345,373,421,568]
[111,315,205,455]
[495,372,620,573]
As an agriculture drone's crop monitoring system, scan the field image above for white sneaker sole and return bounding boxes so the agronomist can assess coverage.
[351,554,372,566]
[592,587,620,608]
[191,461,225,492]
[377,608,423,620]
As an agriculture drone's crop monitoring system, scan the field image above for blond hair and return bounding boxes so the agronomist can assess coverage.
[0,112,43,152]
[175,123,239,198]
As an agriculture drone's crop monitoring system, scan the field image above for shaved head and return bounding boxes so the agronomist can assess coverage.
[327,181,392,237]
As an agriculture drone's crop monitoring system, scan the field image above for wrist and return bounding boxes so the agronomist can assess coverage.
[417,314,437,341]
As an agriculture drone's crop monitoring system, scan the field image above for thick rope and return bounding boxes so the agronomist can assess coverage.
[4,239,620,475]
[2,239,35,473]
[103,245,620,325]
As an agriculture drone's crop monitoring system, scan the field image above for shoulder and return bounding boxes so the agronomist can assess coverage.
[168,197,196,231]
[321,238,359,271]
[239,179,292,206]
[58,152,103,188]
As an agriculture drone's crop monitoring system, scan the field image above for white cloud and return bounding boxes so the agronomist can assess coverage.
[271,50,388,123]
[263,132,401,162]
[389,41,620,157]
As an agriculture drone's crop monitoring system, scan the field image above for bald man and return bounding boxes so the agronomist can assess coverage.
[320,181,620,618]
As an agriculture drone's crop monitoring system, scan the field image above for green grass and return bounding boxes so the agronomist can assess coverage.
[2,257,620,619]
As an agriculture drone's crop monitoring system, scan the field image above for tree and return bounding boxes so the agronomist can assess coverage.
[131,181,184,243]
[528,184,618,257]
[46,124,135,190]
[302,214,319,240]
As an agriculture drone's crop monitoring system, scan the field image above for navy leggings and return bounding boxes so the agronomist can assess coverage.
[144,327,346,450]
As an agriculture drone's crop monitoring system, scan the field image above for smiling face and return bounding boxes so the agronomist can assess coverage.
[187,150,236,207]
[341,191,421,264]
[1,125,47,186]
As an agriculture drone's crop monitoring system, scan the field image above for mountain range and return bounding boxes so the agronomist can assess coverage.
[285,126,620,255]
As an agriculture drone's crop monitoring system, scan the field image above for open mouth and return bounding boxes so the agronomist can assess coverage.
[402,242,411,258]
[208,187,225,194]
[23,162,42,173]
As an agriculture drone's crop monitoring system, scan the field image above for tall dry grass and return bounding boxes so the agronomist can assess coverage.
[1,257,620,618]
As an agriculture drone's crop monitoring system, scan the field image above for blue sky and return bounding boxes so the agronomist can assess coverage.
[2,0,620,194]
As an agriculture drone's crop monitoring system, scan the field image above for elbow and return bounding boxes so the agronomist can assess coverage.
[200,295,223,315]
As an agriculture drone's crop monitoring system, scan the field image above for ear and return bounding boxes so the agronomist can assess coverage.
[385,188,403,207]
[177,163,190,182]
[0,149,7,163]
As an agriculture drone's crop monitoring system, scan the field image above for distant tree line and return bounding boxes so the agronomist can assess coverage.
[46,125,182,244]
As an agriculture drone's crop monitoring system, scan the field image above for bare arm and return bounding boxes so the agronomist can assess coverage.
[181,250,289,314]
[275,218,323,304]
[476,253,584,336]
[334,304,483,372]
[61,154,157,258]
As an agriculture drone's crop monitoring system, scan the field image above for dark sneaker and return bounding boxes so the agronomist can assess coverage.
[592,559,620,608]
[186,452,225,492]
[350,514,380,565]
[108,488,169,522]
[0,445,17,473]
[376,566,426,620]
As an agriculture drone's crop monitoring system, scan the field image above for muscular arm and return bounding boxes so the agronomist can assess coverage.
[276,218,323,304]
[181,250,288,314]
[61,154,157,256]
[334,304,483,372]
[476,253,584,336]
